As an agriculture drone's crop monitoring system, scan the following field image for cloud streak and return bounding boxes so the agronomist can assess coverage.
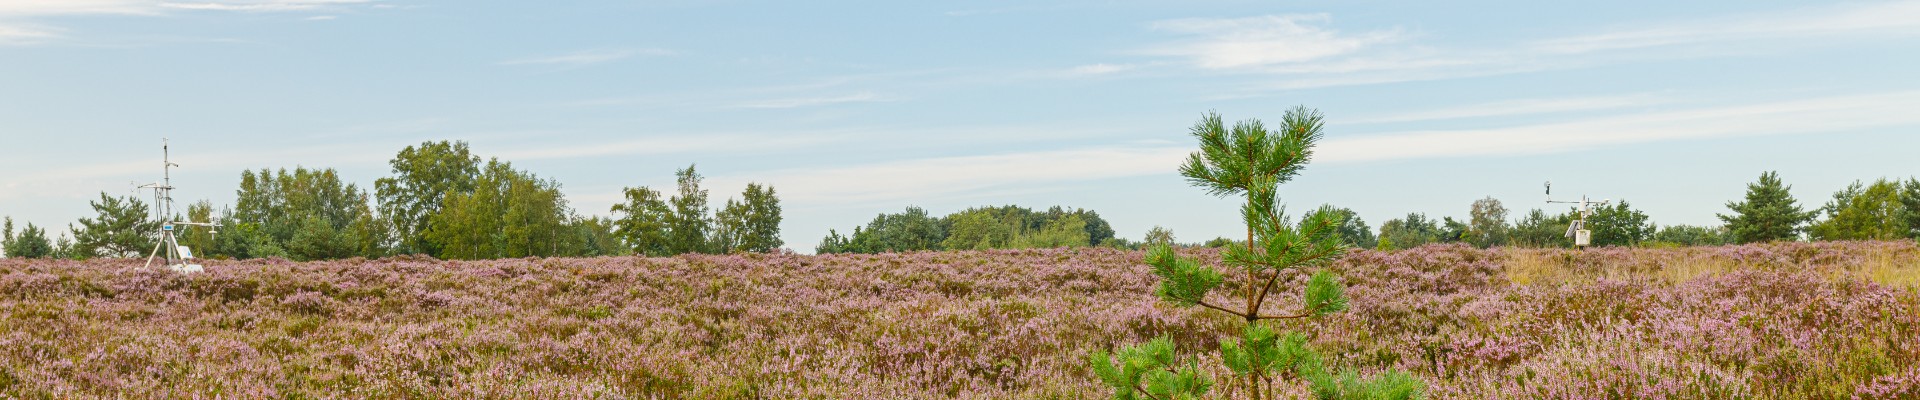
[1134,1,1920,93]
[1145,14,1405,70]
[1320,91,1920,163]
[158,1,372,12]
[1347,94,1672,124]
[1532,1,1920,54]
[0,0,381,45]
[498,48,673,67]
[719,145,1190,205]
[734,92,892,109]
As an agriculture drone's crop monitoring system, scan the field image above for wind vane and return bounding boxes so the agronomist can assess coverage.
[1545,181,1608,248]
[138,139,221,272]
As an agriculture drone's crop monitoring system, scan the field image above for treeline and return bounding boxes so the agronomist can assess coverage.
[814,205,1117,254]
[801,171,1920,256]
[0,141,783,260]
[1190,171,1920,250]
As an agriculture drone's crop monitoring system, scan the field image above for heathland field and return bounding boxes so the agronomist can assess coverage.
[3,241,1919,399]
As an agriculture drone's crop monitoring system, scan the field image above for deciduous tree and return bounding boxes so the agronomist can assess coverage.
[1313,206,1375,249]
[1589,201,1653,247]
[666,165,712,255]
[1467,197,1510,248]
[375,141,481,256]
[1377,213,1440,250]
[612,186,673,256]
[1809,179,1910,241]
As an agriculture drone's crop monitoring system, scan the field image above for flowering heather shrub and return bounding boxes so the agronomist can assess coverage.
[0,241,1916,398]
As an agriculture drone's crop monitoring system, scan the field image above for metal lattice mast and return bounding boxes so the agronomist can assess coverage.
[141,139,219,271]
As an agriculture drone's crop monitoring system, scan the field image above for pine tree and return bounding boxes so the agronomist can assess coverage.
[1093,108,1422,400]
[1718,171,1815,243]
[3,218,55,258]
[815,229,856,254]
[1,217,12,256]
[71,192,159,258]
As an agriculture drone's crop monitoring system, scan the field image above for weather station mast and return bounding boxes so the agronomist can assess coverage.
[1546,181,1608,249]
[138,139,221,273]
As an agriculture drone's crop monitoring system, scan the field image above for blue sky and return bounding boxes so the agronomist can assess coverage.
[3,0,1918,253]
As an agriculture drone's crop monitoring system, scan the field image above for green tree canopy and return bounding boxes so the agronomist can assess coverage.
[70,193,158,258]
[1377,213,1441,250]
[1651,224,1731,247]
[375,140,481,256]
[1467,197,1510,248]
[713,183,783,253]
[1904,178,1920,240]
[426,159,578,260]
[612,186,673,257]
[1510,209,1572,248]
[1809,178,1911,241]
[666,164,713,255]
[2,218,55,259]
[1718,171,1815,243]
[1589,201,1653,247]
[1144,225,1175,248]
[176,200,218,258]
[1313,206,1375,249]
[232,167,384,260]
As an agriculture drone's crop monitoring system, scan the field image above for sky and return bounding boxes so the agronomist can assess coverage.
[3,0,1919,254]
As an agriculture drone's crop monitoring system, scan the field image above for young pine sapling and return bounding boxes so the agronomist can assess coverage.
[1091,107,1423,400]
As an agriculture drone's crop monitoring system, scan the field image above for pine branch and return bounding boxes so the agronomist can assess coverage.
[1135,382,1168,400]
[1195,298,1251,319]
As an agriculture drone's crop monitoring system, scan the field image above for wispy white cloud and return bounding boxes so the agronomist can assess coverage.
[158,1,371,12]
[0,0,373,15]
[1347,94,1673,124]
[1145,14,1405,70]
[493,132,845,161]
[734,92,892,109]
[0,1,158,16]
[1066,63,1135,76]
[1133,1,1920,93]
[1533,1,1920,54]
[0,0,381,45]
[1319,91,1920,163]
[498,48,672,67]
[304,15,335,20]
[718,145,1189,205]
[0,24,61,44]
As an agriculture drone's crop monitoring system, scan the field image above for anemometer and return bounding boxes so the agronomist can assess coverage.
[137,139,220,273]
[1545,181,1608,248]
